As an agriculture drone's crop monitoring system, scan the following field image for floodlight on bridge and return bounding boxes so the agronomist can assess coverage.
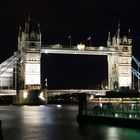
[23,91,28,99]
[38,92,45,101]
[77,44,85,51]
[99,46,104,50]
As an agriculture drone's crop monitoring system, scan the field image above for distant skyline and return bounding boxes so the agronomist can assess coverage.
[0,0,140,89]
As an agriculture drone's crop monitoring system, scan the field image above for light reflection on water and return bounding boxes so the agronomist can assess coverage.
[106,127,120,140]
[0,105,140,140]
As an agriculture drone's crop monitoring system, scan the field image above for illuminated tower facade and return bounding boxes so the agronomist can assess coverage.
[18,17,41,90]
[117,31,132,89]
[107,24,132,90]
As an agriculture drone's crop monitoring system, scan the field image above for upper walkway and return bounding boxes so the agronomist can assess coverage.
[41,45,118,55]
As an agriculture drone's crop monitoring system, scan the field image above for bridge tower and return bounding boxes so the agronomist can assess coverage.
[117,29,132,89]
[18,16,41,90]
[107,23,132,90]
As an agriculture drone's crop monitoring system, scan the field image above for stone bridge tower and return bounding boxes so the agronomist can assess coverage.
[18,16,41,90]
[107,23,132,90]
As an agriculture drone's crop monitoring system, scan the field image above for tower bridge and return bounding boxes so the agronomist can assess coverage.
[0,17,139,104]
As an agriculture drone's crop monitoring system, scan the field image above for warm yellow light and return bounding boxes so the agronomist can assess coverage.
[77,43,85,51]
[23,91,28,99]
[89,95,94,100]
[99,46,104,50]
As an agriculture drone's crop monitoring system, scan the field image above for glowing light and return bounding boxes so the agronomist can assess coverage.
[106,127,119,140]
[119,98,122,101]
[105,86,108,89]
[115,113,118,117]
[40,105,45,107]
[131,104,134,110]
[129,114,132,118]
[57,105,62,108]
[25,63,40,85]
[44,50,48,53]
[89,95,94,100]
[39,92,46,101]
[99,46,104,50]
[25,75,40,85]
[77,43,85,51]
[45,78,48,87]
[23,91,28,99]
[99,103,102,108]
[23,105,28,107]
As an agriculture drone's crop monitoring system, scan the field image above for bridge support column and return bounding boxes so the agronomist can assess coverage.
[13,90,27,105]
[108,54,118,90]
[42,88,48,103]
[13,89,48,105]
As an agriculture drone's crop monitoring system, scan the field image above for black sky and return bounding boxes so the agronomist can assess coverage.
[0,0,140,89]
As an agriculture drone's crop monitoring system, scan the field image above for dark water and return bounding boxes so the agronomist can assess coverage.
[0,105,140,140]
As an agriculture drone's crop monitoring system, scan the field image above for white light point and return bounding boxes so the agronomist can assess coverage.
[23,91,28,99]
[39,92,46,101]
[77,44,85,51]
[57,105,62,108]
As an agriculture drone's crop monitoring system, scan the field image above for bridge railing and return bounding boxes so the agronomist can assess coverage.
[42,45,118,51]
[47,89,108,97]
[0,89,16,96]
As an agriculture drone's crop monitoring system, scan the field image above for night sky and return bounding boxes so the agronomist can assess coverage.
[0,0,140,89]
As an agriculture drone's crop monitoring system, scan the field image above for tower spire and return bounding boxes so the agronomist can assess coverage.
[26,14,31,33]
[38,23,41,34]
[117,21,120,38]
[128,29,132,45]
[107,31,111,47]
[116,21,121,45]
[128,29,131,38]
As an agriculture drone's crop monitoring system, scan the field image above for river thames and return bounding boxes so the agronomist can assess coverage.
[0,105,140,140]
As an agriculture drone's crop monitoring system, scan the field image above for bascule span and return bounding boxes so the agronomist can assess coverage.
[47,89,108,97]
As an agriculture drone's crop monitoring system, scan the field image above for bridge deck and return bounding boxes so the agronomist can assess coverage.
[47,89,108,96]
[41,46,118,55]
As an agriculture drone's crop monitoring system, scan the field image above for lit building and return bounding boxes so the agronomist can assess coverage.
[18,16,41,90]
[107,23,132,90]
